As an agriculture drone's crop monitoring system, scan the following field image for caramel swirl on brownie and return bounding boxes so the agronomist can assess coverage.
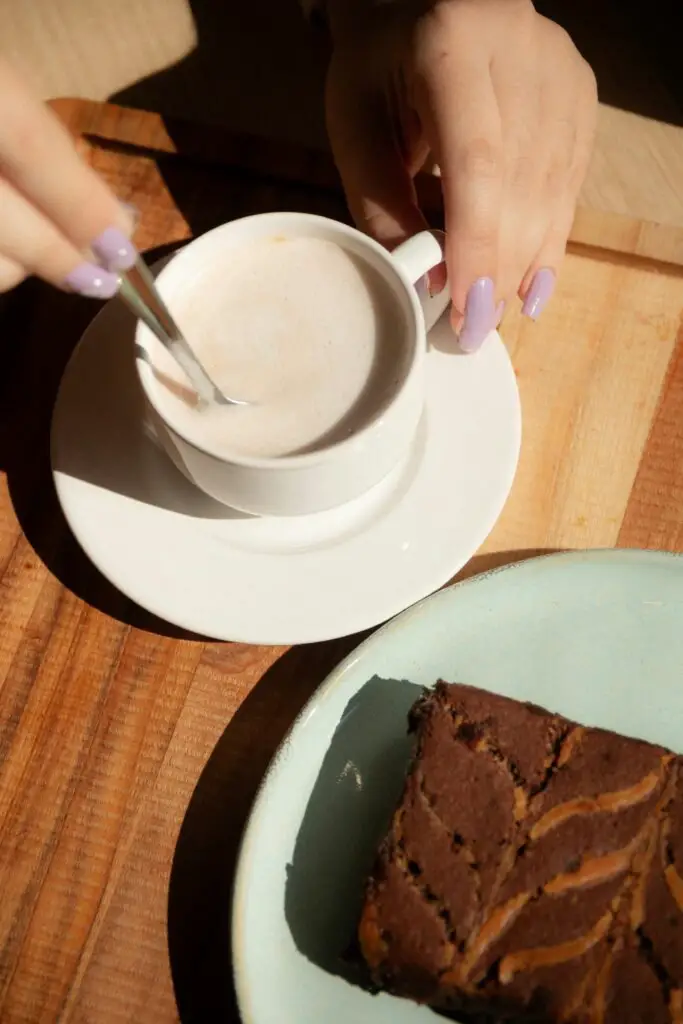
[357,682,683,1022]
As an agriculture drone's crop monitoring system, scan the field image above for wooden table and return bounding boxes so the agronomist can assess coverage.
[0,99,682,1023]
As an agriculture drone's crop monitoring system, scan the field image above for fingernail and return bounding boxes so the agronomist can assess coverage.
[522,267,556,320]
[91,226,137,272]
[64,262,119,299]
[458,277,496,353]
[427,262,447,298]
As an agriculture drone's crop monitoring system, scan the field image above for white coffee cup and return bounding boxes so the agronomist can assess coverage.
[135,212,450,516]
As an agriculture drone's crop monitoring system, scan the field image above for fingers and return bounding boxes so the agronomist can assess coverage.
[493,39,550,308]
[326,54,428,250]
[519,202,573,319]
[0,176,118,297]
[0,58,139,296]
[410,6,597,349]
[421,65,503,311]
[520,53,598,319]
[495,89,572,320]
[0,60,132,266]
[413,23,503,343]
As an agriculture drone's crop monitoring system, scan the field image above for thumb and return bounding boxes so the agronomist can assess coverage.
[326,64,428,250]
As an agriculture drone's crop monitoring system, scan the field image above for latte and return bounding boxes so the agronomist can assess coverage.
[147,236,409,459]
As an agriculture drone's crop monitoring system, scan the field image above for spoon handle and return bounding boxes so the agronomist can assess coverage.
[118,257,238,406]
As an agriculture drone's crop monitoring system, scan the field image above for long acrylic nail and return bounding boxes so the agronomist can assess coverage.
[522,267,556,320]
[64,262,119,299]
[91,226,137,272]
[459,277,496,353]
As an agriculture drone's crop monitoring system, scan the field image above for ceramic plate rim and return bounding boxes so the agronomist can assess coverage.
[231,546,683,1022]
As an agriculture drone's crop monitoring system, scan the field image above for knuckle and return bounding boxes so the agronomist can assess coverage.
[578,56,598,101]
[544,19,576,58]
[509,154,537,193]
[545,154,571,197]
[28,234,69,277]
[463,217,498,256]
[412,0,486,64]
[460,137,503,182]
[414,2,459,51]
[3,115,44,168]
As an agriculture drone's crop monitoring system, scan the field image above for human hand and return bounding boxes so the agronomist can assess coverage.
[326,0,598,351]
[0,59,136,299]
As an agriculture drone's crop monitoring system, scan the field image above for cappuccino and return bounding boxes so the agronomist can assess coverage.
[147,236,409,459]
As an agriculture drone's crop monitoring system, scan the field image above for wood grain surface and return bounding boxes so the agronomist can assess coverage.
[0,99,682,1023]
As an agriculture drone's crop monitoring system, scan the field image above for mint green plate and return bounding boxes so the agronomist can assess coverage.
[232,549,683,1023]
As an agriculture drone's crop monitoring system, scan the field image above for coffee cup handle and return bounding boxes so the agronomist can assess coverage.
[390,229,451,333]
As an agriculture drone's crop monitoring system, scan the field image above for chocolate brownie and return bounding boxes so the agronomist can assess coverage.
[357,682,683,1022]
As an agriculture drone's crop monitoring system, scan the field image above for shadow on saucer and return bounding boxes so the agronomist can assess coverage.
[51,296,244,521]
[50,247,242,523]
[427,307,466,355]
[167,633,370,1023]
[284,675,423,986]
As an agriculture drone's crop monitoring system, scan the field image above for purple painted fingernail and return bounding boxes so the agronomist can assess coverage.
[91,226,137,271]
[64,262,119,299]
[522,267,556,320]
[458,277,496,353]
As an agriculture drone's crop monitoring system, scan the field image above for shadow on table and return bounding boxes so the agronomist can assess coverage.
[112,0,683,148]
[167,633,371,1023]
[0,251,210,640]
[164,546,566,1019]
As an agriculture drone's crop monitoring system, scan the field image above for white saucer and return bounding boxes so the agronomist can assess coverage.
[51,299,520,644]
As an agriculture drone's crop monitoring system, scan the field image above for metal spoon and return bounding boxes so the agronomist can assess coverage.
[118,256,248,407]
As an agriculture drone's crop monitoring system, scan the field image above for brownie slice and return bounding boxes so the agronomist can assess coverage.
[357,681,683,1022]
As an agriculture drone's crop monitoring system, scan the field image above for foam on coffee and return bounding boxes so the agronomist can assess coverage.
[147,236,409,459]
